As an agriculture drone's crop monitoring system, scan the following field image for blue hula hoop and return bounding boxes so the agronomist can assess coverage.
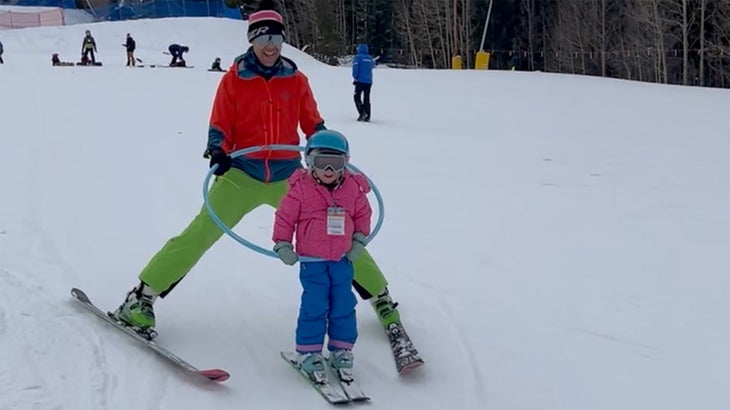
[203,144,385,263]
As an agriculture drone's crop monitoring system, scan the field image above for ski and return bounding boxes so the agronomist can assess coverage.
[136,65,194,69]
[280,351,350,405]
[325,358,370,402]
[70,288,229,383]
[386,321,425,374]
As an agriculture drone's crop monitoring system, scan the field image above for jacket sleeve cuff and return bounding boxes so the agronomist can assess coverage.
[352,232,367,245]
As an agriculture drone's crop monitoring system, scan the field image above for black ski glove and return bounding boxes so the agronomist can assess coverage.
[209,149,232,176]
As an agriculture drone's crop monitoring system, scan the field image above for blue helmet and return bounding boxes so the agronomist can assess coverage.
[305,130,350,157]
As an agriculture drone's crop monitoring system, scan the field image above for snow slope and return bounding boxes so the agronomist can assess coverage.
[0,16,729,410]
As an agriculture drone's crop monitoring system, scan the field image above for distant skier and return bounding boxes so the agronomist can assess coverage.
[168,44,189,67]
[210,57,223,71]
[352,44,374,122]
[124,33,136,66]
[0,38,4,64]
[52,53,74,67]
[81,29,97,65]
[509,51,521,71]
[273,130,371,381]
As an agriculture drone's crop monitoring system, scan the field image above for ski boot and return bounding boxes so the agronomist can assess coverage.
[111,281,158,340]
[329,349,354,382]
[371,288,400,328]
[298,352,328,385]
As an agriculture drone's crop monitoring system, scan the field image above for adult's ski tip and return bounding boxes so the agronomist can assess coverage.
[71,287,91,303]
[197,369,230,383]
[399,360,425,375]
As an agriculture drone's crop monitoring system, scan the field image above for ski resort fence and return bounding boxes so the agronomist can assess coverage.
[6,1,242,23]
[91,0,242,21]
[0,7,65,30]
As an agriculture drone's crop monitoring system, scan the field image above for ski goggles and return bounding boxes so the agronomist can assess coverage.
[252,34,285,48]
[307,154,347,172]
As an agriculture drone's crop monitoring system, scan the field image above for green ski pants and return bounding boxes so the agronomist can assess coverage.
[138,168,388,299]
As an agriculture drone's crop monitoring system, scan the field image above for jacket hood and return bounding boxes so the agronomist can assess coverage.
[357,44,369,55]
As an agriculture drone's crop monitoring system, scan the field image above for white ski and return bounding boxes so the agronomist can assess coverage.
[280,351,351,405]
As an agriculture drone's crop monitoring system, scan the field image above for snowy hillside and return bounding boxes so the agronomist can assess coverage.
[0,16,729,410]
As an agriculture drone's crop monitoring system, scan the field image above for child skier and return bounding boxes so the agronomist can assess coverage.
[273,130,371,383]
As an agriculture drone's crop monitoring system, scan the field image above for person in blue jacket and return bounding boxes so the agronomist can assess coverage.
[352,44,374,122]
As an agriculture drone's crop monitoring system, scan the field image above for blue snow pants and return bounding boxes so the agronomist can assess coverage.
[296,258,358,353]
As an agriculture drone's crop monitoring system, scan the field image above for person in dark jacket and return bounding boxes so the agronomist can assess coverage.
[125,33,136,66]
[51,53,74,66]
[168,44,189,67]
[0,38,4,64]
[210,57,223,71]
[81,29,97,65]
[352,44,374,122]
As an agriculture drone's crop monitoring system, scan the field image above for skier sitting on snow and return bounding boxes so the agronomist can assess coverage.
[273,130,370,380]
[168,44,189,67]
[52,53,74,66]
[210,57,223,71]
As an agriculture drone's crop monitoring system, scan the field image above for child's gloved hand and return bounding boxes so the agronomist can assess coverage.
[274,241,298,266]
[345,232,367,262]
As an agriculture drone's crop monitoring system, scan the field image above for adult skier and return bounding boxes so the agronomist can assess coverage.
[112,1,402,344]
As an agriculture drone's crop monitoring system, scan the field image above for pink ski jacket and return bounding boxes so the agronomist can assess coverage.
[273,169,372,260]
